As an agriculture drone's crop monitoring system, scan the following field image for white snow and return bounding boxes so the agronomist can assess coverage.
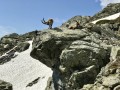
[92,12,120,24]
[0,41,52,90]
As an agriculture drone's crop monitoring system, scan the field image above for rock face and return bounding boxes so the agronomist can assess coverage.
[30,3,120,89]
[30,23,119,89]
[0,33,19,56]
[0,80,12,90]
[91,3,120,21]
[80,45,120,90]
[0,30,40,56]
[15,42,30,52]
[81,56,120,90]
[30,6,120,88]
[0,42,30,65]
[0,3,120,90]
[61,16,91,28]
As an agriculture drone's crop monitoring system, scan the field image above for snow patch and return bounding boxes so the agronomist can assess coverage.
[92,12,120,24]
[0,41,52,90]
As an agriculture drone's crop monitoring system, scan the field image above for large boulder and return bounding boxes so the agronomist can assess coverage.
[30,26,111,89]
[59,40,109,89]
[31,28,89,68]
[81,45,120,90]
[81,58,120,90]
[61,16,91,28]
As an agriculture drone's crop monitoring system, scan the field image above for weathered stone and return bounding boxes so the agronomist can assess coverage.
[0,80,12,90]
[15,42,30,52]
[114,85,120,90]
[102,75,120,88]
[110,46,120,60]
[61,16,91,28]
[1,4,120,89]
[45,77,53,90]
[30,26,111,89]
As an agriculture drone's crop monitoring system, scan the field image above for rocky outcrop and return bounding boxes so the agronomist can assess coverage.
[20,30,41,41]
[0,80,12,90]
[0,3,120,90]
[30,4,120,88]
[61,16,91,28]
[0,41,30,65]
[0,46,18,64]
[30,23,118,89]
[0,30,40,56]
[81,57,120,90]
[15,42,30,52]
[91,3,120,21]
[95,17,120,37]
[80,42,120,90]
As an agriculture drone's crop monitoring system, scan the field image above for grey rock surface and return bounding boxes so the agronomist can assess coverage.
[30,25,113,89]
[0,80,12,90]
[91,3,120,21]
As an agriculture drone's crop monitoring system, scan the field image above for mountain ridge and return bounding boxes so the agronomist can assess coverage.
[91,3,120,21]
[0,3,120,90]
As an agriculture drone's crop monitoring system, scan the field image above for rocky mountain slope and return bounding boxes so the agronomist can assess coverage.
[0,41,52,90]
[0,3,120,90]
[91,3,120,21]
[0,31,38,56]
[61,16,91,27]
[92,12,120,24]
[30,3,120,90]
[30,21,120,90]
